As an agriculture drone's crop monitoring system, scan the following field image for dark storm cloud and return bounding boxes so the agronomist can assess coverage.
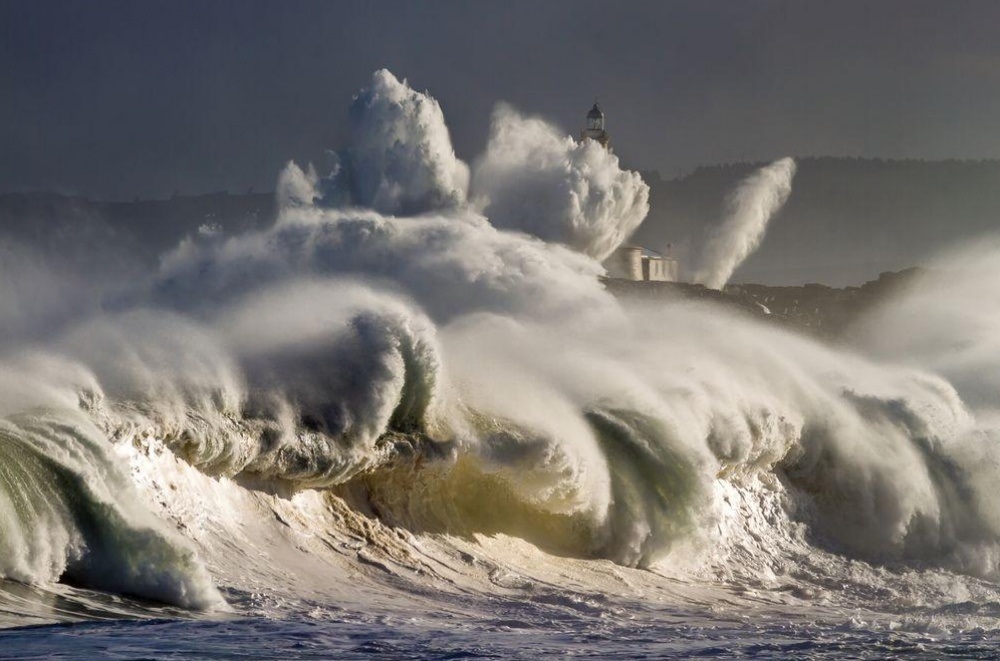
[2,0,1000,198]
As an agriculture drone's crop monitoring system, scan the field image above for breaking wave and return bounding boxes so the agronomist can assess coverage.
[3,69,1000,636]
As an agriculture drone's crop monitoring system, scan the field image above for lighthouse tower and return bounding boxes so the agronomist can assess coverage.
[580,103,611,150]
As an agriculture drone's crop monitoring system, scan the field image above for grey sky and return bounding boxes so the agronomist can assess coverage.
[2,0,999,198]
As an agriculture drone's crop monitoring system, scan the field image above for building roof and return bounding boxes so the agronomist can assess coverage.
[587,103,604,120]
[618,244,675,260]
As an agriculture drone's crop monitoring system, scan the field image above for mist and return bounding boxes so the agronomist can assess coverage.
[693,158,796,289]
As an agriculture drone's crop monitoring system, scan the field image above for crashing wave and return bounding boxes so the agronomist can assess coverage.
[3,69,1000,620]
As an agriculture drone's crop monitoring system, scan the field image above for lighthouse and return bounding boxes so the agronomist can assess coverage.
[580,103,611,150]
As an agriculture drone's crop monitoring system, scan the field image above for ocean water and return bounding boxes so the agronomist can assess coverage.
[3,564,1000,659]
[2,417,1000,659]
[4,69,1000,658]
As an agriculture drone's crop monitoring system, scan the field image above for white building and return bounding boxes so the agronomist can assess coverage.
[604,245,679,282]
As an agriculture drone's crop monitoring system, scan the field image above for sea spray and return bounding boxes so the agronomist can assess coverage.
[337,70,469,215]
[694,157,796,289]
[471,104,650,261]
[0,407,224,610]
[5,69,1000,625]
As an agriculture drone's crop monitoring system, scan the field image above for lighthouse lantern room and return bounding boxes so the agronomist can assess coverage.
[580,103,611,150]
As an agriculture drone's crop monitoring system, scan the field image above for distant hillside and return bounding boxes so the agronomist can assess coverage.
[3,157,1000,286]
[0,191,275,266]
[633,158,1000,285]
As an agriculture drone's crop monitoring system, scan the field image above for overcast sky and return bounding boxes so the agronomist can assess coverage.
[2,0,999,198]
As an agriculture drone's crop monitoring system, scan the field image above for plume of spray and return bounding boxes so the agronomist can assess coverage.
[471,104,649,261]
[319,69,469,215]
[693,157,796,289]
[848,239,1000,411]
[173,71,633,327]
